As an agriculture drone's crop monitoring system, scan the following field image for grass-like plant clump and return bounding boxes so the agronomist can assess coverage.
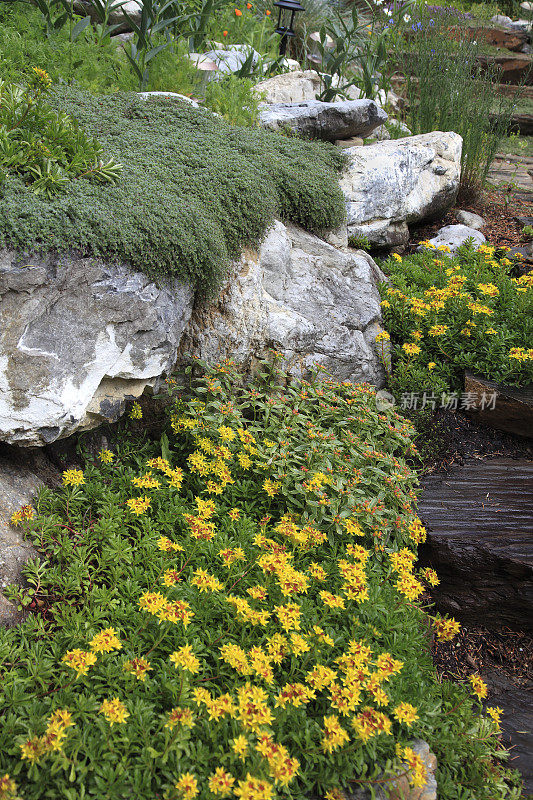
[0,360,523,800]
[0,88,346,292]
[377,243,533,398]
[397,6,518,201]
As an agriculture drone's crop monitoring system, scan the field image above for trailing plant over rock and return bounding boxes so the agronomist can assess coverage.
[0,88,346,292]
[0,71,122,198]
[0,359,523,800]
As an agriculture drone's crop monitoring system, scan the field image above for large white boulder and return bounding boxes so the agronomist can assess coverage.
[0,252,194,446]
[340,131,463,246]
[254,70,323,103]
[179,221,387,386]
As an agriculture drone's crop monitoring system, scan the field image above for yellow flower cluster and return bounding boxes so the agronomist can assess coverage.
[62,469,85,487]
[10,504,34,526]
[509,347,533,361]
[99,697,129,725]
[0,773,18,800]
[469,673,488,700]
[20,709,74,763]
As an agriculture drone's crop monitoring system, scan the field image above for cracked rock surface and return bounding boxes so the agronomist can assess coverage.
[0,250,194,446]
[340,131,462,246]
[179,220,387,386]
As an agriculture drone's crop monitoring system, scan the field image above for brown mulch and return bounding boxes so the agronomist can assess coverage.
[408,187,533,251]
[432,623,532,686]
[410,408,533,475]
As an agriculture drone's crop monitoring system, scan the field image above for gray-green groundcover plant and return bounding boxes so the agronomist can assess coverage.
[0,88,346,293]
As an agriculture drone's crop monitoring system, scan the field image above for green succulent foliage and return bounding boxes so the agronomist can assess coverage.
[0,75,122,198]
[0,88,346,292]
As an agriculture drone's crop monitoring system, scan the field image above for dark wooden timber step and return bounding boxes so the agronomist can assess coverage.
[418,458,533,631]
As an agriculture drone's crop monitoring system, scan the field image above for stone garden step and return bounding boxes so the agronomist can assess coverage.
[418,458,533,631]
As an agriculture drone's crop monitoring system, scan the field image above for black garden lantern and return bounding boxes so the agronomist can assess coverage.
[273,0,305,56]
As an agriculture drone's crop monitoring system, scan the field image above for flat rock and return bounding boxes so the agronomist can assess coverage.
[418,458,533,631]
[454,210,486,229]
[425,224,486,253]
[464,371,533,438]
[259,99,387,141]
[178,220,387,386]
[0,251,194,446]
[340,132,462,246]
[478,52,533,84]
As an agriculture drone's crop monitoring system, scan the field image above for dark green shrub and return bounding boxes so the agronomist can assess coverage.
[0,89,346,292]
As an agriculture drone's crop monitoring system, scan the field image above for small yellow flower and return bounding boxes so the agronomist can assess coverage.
[99,697,129,725]
[175,772,199,800]
[89,627,122,653]
[169,645,200,674]
[62,469,85,487]
[428,362,436,370]
[469,673,488,700]
[129,401,143,420]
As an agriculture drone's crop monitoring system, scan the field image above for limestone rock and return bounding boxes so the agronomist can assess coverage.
[203,46,260,75]
[340,131,462,246]
[178,221,387,386]
[455,209,486,229]
[425,224,486,253]
[259,99,387,141]
[254,70,323,103]
[0,251,194,446]
[74,0,141,31]
[0,453,41,625]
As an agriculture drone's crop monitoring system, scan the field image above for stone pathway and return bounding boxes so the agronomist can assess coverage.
[419,458,533,630]
[419,457,533,794]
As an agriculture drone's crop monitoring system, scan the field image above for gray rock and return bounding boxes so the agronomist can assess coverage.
[348,739,437,800]
[0,454,41,625]
[203,46,260,75]
[0,251,194,446]
[424,224,486,253]
[74,0,141,31]
[340,131,462,246]
[491,13,514,25]
[455,209,486,230]
[178,220,387,386]
[259,99,387,141]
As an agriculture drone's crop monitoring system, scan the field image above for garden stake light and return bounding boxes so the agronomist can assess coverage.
[273,0,304,55]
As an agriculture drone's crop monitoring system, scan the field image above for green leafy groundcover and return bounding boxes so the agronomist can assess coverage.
[0,88,346,293]
[0,361,522,800]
